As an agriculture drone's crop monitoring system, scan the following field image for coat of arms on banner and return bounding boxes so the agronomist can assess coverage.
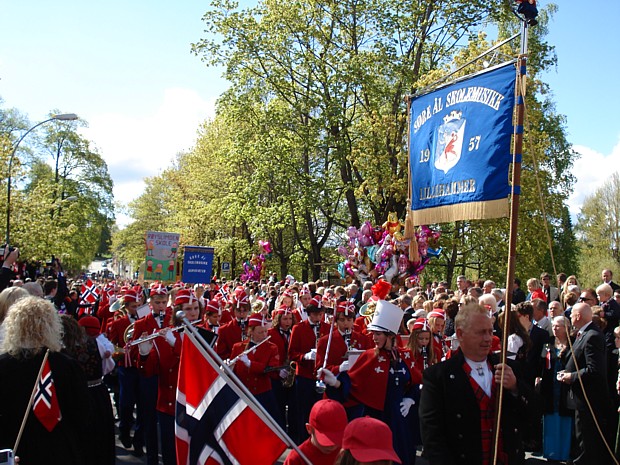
[434,110,466,174]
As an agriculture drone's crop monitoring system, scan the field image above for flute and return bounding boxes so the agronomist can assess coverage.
[226,335,272,366]
[126,320,200,348]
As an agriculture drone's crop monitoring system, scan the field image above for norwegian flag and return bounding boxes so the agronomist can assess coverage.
[80,279,100,305]
[175,335,286,465]
[33,356,62,432]
[215,284,229,305]
[545,345,551,370]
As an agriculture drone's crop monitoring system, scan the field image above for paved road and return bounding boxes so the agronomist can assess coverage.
[114,428,550,465]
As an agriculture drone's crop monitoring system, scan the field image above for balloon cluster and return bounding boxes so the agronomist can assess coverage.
[240,240,272,282]
[337,214,441,285]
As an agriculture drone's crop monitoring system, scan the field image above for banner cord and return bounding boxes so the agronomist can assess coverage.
[521,84,558,278]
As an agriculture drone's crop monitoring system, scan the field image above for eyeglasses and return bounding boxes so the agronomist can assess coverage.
[578,296,595,302]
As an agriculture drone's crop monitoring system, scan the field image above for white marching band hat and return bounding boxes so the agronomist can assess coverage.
[366,300,402,334]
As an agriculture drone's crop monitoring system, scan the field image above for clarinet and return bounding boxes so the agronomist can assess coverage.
[239,319,248,341]
[343,329,352,350]
[421,345,429,370]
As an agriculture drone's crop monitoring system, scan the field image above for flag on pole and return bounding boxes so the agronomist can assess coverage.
[175,335,287,465]
[80,279,100,305]
[33,357,62,432]
[408,63,517,225]
[215,284,229,305]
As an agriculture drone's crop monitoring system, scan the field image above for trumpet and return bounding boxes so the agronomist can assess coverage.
[125,320,200,348]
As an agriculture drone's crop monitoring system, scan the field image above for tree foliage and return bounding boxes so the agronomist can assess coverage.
[0,103,115,273]
[115,1,579,286]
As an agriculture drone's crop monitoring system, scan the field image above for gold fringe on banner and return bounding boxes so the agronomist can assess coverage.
[410,198,510,226]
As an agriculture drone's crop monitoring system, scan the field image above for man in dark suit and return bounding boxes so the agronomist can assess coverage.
[559,303,614,465]
[512,278,526,305]
[419,302,534,464]
[602,269,620,292]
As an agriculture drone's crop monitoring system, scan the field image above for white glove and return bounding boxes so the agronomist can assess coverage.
[164,329,176,347]
[317,368,338,387]
[400,398,415,417]
[279,369,289,379]
[239,354,251,368]
[303,350,316,361]
[339,360,350,373]
[138,339,154,356]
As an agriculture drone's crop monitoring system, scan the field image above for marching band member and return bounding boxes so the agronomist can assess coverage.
[203,299,222,334]
[279,289,302,324]
[106,289,145,453]
[427,309,447,360]
[128,283,171,463]
[289,296,331,443]
[230,312,282,423]
[268,305,297,435]
[216,288,251,360]
[316,301,372,376]
[318,299,422,465]
[407,317,438,370]
[135,288,199,465]
[297,288,312,321]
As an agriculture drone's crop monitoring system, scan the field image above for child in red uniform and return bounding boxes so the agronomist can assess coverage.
[407,317,437,370]
[284,399,348,465]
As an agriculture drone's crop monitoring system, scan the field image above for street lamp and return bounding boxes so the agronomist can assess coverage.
[5,113,78,245]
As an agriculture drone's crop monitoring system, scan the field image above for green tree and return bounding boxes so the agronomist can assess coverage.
[577,172,620,287]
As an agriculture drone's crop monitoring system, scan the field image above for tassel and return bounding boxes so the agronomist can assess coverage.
[403,203,415,239]
[409,234,420,264]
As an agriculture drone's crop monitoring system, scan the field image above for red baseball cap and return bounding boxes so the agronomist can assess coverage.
[308,399,347,448]
[342,417,401,463]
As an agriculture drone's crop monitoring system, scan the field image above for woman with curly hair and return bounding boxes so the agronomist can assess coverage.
[0,296,90,464]
[0,286,29,352]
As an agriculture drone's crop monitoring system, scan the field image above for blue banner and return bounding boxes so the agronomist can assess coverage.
[408,64,516,225]
[182,246,215,284]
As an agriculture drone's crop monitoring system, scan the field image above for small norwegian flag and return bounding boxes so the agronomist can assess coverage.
[216,284,230,304]
[545,346,551,370]
[33,356,62,432]
[80,279,100,305]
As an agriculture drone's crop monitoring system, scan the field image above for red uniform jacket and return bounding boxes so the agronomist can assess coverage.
[138,332,182,415]
[230,340,280,395]
[215,319,248,360]
[129,312,172,366]
[289,320,330,380]
[353,315,375,347]
[267,327,291,363]
[316,329,372,375]
[348,347,422,411]
[219,308,233,326]
[96,302,113,334]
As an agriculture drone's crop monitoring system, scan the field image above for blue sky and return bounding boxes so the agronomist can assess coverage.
[1,0,618,226]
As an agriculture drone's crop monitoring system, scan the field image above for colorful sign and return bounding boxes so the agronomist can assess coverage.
[144,231,180,282]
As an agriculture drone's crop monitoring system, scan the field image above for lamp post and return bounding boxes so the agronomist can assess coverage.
[5,113,78,245]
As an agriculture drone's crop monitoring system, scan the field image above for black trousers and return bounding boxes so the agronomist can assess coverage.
[574,408,614,465]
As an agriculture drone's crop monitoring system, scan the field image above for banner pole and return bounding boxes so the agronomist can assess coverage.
[180,316,313,465]
[492,18,529,465]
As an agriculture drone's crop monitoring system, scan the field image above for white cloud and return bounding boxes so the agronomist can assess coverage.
[79,87,216,217]
[567,137,620,217]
